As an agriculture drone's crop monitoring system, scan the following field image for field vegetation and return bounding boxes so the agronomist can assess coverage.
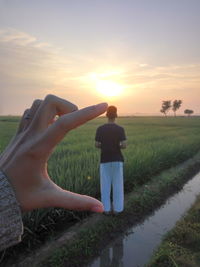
[42,151,200,267]
[0,116,200,258]
[148,194,200,267]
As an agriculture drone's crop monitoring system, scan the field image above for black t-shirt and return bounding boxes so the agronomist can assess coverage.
[95,123,126,163]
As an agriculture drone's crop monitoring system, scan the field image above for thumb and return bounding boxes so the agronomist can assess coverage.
[44,184,104,213]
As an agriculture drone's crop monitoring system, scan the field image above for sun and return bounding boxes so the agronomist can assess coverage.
[96,80,123,97]
[84,70,125,98]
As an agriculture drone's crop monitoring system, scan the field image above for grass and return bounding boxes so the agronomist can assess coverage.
[148,194,200,267]
[39,150,200,267]
[0,116,200,260]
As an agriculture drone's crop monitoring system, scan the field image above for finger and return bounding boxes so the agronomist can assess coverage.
[23,99,43,131]
[17,99,43,134]
[30,94,78,132]
[38,102,108,152]
[19,179,104,212]
[17,109,30,134]
[0,108,31,160]
[45,186,104,212]
[1,100,42,162]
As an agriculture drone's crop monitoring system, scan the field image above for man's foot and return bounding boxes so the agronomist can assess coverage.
[103,211,112,215]
[112,211,122,216]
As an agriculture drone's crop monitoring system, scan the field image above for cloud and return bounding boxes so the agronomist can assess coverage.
[0,28,82,114]
[0,28,38,46]
[139,63,149,68]
[0,28,76,92]
[120,63,200,89]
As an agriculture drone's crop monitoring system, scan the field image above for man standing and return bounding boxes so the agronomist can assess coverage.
[95,106,126,214]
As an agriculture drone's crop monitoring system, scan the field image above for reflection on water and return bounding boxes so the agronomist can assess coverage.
[100,236,123,267]
[89,172,200,267]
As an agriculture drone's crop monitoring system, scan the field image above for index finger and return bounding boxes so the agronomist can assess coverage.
[29,95,78,132]
[37,102,108,153]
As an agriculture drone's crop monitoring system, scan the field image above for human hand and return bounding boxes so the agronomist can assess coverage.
[0,95,107,213]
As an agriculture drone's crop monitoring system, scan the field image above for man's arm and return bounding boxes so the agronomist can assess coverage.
[120,140,127,149]
[119,127,127,149]
[95,127,101,148]
[95,141,101,148]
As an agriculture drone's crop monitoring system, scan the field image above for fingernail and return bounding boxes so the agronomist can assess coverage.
[96,102,108,110]
[91,205,104,213]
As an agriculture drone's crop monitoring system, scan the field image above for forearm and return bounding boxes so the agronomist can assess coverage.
[95,141,101,148]
[119,141,127,149]
[0,171,23,251]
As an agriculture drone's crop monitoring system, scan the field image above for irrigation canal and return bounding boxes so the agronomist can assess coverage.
[88,172,200,267]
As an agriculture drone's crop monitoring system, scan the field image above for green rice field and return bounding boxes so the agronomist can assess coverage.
[1,116,200,251]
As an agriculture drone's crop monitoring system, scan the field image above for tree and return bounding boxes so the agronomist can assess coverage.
[160,100,172,117]
[172,100,182,117]
[184,109,194,117]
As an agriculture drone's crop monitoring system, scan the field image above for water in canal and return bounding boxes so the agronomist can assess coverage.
[89,172,200,267]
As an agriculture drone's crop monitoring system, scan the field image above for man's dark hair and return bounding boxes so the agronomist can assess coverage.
[106,106,117,119]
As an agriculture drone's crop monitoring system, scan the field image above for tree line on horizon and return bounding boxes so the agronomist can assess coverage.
[160,100,194,117]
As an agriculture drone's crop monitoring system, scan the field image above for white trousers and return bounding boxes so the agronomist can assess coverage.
[100,162,124,212]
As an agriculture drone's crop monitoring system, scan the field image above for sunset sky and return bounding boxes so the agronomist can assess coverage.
[0,0,199,115]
